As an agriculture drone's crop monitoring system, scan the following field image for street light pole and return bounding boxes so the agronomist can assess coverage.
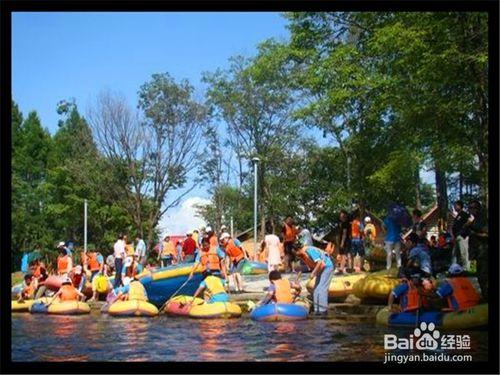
[252,157,260,261]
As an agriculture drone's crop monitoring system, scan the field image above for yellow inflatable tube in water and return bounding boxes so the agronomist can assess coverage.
[12,300,35,312]
[307,272,367,300]
[108,300,159,317]
[47,301,91,315]
[189,302,242,319]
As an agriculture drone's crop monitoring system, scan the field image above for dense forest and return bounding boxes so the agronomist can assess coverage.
[11,12,488,269]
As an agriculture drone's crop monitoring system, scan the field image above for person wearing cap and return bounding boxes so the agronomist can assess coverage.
[135,235,147,265]
[158,235,176,267]
[56,242,73,276]
[48,277,86,304]
[111,274,149,303]
[363,216,377,248]
[434,264,481,311]
[113,233,126,288]
[182,231,197,263]
[220,232,247,293]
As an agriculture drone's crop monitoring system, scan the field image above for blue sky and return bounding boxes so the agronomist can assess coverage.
[12,12,293,234]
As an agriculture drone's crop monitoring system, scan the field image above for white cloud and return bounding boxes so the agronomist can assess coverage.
[158,196,210,236]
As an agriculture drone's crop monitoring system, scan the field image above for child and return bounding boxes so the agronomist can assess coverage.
[48,276,86,304]
[18,274,36,302]
[191,274,229,304]
[258,270,301,305]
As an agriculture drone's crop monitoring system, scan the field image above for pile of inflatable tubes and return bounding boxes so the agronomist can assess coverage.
[250,303,309,322]
[189,302,242,319]
[106,300,159,317]
[138,264,203,307]
[239,260,268,276]
[307,272,367,301]
[164,295,205,316]
[29,300,90,315]
[353,268,400,302]
[376,303,488,329]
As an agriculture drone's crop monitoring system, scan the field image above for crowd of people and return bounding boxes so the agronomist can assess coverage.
[16,198,488,317]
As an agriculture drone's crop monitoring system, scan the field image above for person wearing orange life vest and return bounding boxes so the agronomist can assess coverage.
[206,226,219,250]
[387,265,430,313]
[292,242,334,316]
[84,249,104,281]
[47,276,86,305]
[158,235,176,267]
[188,236,227,281]
[350,213,365,273]
[56,242,72,276]
[219,232,247,293]
[68,265,87,293]
[435,263,480,311]
[282,217,298,273]
[258,270,302,306]
[17,274,37,302]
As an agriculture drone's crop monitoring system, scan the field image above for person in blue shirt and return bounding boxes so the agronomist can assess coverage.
[383,216,402,270]
[292,243,334,316]
[405,233,432,276]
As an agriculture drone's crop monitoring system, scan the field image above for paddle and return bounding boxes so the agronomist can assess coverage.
[158,277,191,313]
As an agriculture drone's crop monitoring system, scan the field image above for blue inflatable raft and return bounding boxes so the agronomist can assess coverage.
[138,264,203,307]
[250,303,309,322]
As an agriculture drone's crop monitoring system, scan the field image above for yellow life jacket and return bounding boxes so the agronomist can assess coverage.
[128,281,147,301]
[95,274,109,294]
[204,276,226,297]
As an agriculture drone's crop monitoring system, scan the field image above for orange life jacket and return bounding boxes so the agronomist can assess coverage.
[351,219,362,239]
[161,241,176,256]
[401,280,428,312]
[209,235,218,250]
[22,283,35,298]
[59,284,78,301]
[57,255,70,274]
[445,277,480,311]
[273,279,294,304]
[87,252,101,271]
[225,239,244,263]
[284,223,297,243]
[33,264,43,278]
[200,248,221,272]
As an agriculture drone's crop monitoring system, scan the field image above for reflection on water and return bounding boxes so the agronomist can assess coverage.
[11,311,488,362]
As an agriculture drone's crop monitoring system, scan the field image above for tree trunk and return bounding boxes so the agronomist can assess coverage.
[459,171,463,200]
[435,163,448,226]
[415,165,421,210]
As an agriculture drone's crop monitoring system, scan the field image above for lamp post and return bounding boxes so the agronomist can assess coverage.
[84,199,88,253]
[252,157,260,261]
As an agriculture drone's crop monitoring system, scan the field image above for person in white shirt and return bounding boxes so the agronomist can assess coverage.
[261,224,283,272]
[113,233,126,288]
[135,235,147,265]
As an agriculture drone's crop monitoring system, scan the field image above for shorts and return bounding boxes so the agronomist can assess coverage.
[230,259,244,273]
[209,293,229,303]
[350,239,365,257]
[202,270,222,279]
[284,242,295,260]
[161,255,173,266]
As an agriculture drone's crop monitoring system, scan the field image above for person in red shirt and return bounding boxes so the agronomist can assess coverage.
[182,231,198,263]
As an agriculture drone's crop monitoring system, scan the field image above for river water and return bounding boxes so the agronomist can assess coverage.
[11,311,488,362]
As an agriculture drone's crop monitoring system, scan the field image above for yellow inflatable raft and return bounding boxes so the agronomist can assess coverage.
[189,302,242,319]
[307,272,367,300]
[12,300,35,312]
[108,300,159,317]
[376,303,488,330]
[353,268,400,302]
[47,301,91,315]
